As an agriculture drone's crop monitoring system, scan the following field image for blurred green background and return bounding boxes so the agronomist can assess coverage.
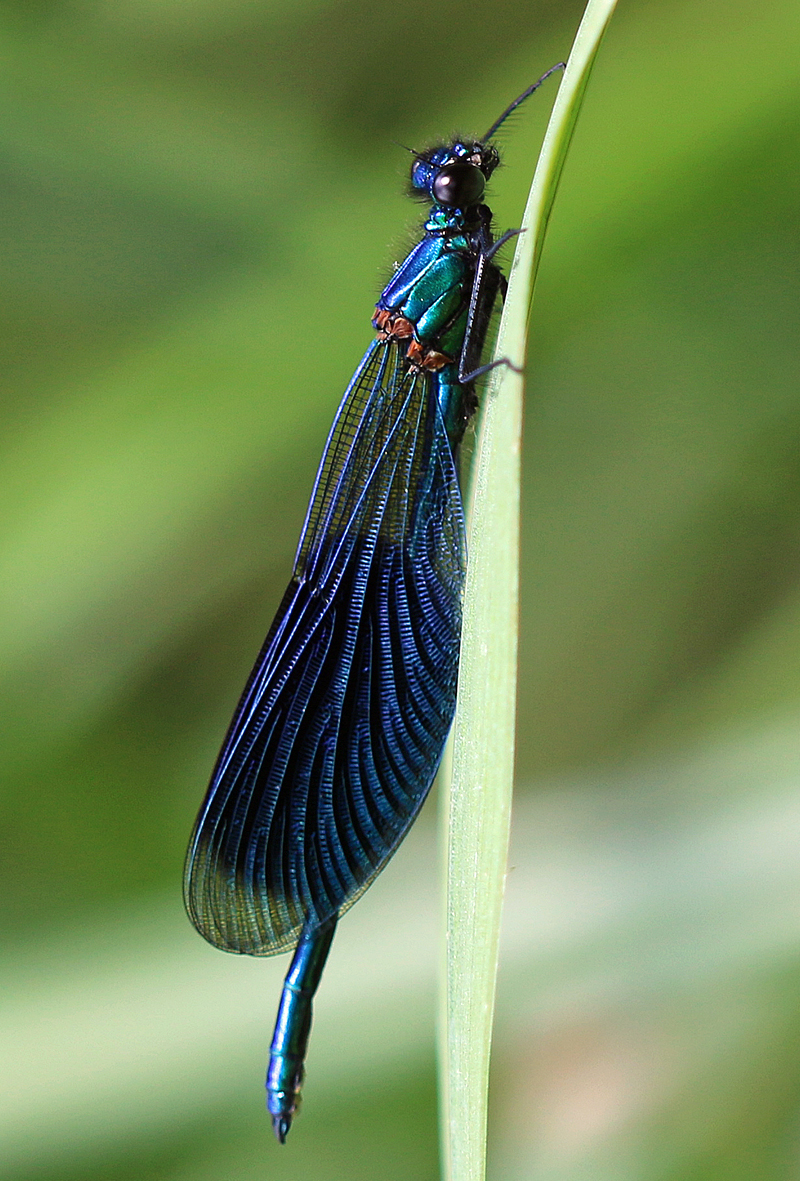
[3,0,800,1177]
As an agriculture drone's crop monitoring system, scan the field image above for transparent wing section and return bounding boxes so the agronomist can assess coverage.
[184,340,466,955]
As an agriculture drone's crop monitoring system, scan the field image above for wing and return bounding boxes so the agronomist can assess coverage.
[184,340,466,955]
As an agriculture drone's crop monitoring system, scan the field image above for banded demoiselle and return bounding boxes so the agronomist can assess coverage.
[184,68,562,1143]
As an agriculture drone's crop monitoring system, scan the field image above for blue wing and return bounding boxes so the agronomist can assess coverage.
[184,340,466,955]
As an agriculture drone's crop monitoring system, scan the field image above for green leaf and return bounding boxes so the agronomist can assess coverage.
[438,2,620,1178]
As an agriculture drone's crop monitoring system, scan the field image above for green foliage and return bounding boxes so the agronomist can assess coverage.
[441,5,617,1178]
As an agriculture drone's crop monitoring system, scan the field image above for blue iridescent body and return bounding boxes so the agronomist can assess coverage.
[184,69,562,1144]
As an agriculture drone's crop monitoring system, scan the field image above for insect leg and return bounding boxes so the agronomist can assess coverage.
[457,251,501,384]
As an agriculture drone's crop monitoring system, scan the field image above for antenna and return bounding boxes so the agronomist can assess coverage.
[393,141,427,163]
[481,62,565,143]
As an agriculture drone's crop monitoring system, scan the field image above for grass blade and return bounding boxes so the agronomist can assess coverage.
[438,3,620,1179]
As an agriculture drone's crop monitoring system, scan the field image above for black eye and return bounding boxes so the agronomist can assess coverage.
[432,162,486,208]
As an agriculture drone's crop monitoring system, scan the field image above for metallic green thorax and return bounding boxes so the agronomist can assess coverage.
[373,203,496,444]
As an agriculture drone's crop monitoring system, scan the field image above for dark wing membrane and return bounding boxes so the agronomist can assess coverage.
[184,340,466,955]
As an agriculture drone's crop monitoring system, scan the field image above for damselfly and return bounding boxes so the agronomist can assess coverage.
[184,67,562,1143]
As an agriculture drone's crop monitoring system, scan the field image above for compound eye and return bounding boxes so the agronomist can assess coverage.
[410,158,434,191]
[432,162,485,208]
